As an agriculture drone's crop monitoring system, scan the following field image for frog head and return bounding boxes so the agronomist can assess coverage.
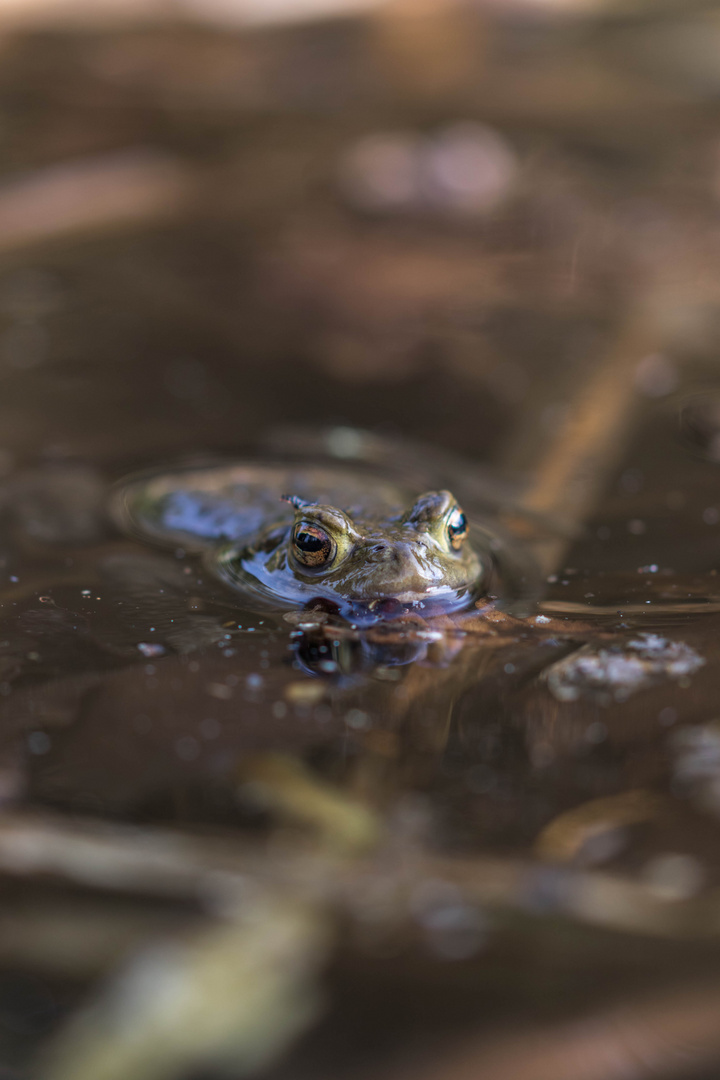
[217,490,485,617]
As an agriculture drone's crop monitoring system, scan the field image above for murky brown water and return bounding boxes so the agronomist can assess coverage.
[3,9,720,1080]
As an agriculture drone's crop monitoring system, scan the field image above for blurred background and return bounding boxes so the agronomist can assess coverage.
[1,1,720,1079]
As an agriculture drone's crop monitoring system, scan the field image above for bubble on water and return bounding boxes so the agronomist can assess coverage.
[530,741,555,769]
[422,122,518,215]
[207,683,233,701]
[346,709,369,730]
[619,468,644,494]
[137,643,166,658]
[410,879,487,960]
[199,718,221,740]
[27,731,50,755]
[325,426,366,460]
[585,721,607,744]
[340,132,422,211]
[175,736,200,762]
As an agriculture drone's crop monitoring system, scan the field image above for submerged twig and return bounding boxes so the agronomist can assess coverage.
[39,895,330,1080]
[0,151,190,254]
[3,811,720,941]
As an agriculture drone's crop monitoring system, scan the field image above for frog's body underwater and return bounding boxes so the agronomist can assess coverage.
[112,428,541,622]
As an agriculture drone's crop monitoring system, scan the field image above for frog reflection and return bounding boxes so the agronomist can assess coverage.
[217,489,482,620]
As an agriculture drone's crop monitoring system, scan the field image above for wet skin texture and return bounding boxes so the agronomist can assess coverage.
[112,457,499,620]
[216,488,483,618]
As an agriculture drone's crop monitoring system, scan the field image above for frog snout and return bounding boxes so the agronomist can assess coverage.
[366,541,431,579]
[368,541,409,563]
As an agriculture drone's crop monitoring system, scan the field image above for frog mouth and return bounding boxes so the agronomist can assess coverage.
[209,543,483,621]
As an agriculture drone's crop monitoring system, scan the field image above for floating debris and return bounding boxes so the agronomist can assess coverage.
[535,790,664,865]
[543,634,705,703]
[671,722,720,817]
[284,681,326,707]
[237,754,380,853]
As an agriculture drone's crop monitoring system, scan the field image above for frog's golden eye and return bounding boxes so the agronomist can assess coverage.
[292,522,336,567]
[447,506,468,550]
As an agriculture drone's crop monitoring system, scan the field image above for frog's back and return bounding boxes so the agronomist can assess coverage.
[111,461,414,552]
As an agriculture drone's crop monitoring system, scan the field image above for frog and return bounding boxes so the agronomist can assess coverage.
[111,427,542,622]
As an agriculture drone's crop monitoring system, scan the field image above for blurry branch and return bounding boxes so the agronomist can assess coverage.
[0,0,384,31]
[0,151,190,255]
[4,811,720,940]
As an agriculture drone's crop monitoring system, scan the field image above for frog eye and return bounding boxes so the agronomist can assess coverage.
[447,506,468,551]
[292,522,336,568]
